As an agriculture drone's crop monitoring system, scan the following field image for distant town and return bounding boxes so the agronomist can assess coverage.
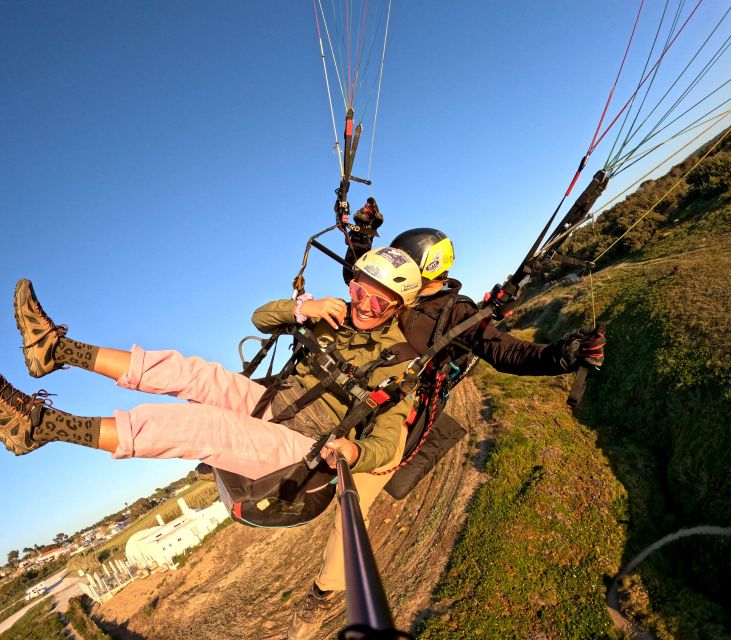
[0,470,226,612]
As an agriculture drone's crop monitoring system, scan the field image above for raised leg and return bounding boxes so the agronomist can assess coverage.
[93,348,131,381]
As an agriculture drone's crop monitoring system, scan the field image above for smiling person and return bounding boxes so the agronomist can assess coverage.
[0,248,422,487]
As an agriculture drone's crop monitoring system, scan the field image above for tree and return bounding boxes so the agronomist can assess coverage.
[7,550,19,566]
[128,497,153,518]
[686,151,731,198]
[53,533,68,546]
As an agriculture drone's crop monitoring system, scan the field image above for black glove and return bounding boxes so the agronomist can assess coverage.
[483,283,521,319]
[559,324,606,371]
[334,193,350,228]
[352,197,383,235]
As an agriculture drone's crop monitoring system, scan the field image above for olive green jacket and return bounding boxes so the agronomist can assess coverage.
[252,298,414,473]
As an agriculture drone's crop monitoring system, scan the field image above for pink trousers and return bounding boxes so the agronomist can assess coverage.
[111,346,316,479]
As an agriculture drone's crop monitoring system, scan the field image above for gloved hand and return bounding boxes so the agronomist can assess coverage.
[559,323,606,371]
[334,192,350,228]
[352,197,383,234]
[483,283,520,319]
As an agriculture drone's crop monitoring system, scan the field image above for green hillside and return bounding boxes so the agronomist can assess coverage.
[418,135,731,639]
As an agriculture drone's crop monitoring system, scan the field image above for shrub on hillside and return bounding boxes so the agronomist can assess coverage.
[0,600,65,640]
[66,596,111,640]
[686,151,731,199]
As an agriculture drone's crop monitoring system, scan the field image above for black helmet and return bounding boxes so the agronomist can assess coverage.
[390,228,455,280]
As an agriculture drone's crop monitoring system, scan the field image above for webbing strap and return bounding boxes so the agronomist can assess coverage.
[304,379,402,468]
[270,375,338,424]
[567,367,589,408]
[264,324,402,432]
[433,294,457,343]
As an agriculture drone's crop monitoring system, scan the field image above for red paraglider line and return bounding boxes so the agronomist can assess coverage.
[564,0,703,197]
[587,0,644,155]
[588,0,704,156]
[312,0,322,39]
[352,0,370,106]
[346,1,353,106]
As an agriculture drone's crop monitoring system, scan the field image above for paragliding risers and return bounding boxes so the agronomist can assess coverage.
[336,455,414,640]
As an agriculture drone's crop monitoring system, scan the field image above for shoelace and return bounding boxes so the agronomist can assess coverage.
[0,379,55,419]
[299,590,335,621]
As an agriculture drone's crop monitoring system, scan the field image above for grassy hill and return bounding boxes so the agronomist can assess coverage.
[419,137,731,638]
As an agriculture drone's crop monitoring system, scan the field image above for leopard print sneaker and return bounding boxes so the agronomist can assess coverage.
[0,375,49,455]
[14,279,67,378]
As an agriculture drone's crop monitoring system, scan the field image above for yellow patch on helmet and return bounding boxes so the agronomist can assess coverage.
[420,237,455,280]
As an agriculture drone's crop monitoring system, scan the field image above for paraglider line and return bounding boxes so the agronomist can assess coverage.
[589,0,705,156]
[586,0,645,158]
[594,123,730,263]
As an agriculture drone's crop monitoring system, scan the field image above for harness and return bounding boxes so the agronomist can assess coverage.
[213,320,418,528]
[369,290,480,478]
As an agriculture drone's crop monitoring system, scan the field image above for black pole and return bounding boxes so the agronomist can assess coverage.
[311,239,353,270]
[336,455,413,640]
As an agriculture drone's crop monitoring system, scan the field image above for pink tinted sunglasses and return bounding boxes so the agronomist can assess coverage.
[349,280,398,316]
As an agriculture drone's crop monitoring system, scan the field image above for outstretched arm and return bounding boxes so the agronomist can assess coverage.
[456,301,604,376]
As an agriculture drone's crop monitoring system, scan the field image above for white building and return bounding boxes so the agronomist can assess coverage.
[125,498,229,570]
[24,582,46,601]
[36,547,69,564]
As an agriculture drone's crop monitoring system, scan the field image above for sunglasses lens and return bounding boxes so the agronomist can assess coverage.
[370,295,392,315]
[349,281,367,303]
[351,280,395,316]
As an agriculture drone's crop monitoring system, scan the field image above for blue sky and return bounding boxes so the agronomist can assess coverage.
[1,1,729,562]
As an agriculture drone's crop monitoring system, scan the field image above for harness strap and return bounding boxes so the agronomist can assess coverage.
[249,352,301,419]
[371,373,446,476]
[304,381,401,468]
[433,294,457,343]
[270,375,338,424]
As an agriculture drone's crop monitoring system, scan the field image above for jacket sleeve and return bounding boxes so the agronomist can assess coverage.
[251,299,296,334]
[350,393,412,474]
[454,301,568,376]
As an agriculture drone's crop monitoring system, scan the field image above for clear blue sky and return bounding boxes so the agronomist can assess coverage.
[1,1,728,562]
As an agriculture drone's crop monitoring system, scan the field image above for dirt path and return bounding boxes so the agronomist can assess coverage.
[606,525,731,639]
[91,379,499,639]
[0,567,78,634]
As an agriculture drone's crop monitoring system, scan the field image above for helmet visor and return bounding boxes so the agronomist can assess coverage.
[421,237,455,280]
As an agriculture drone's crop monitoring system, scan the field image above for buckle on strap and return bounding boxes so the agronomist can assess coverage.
[367,389,391,408]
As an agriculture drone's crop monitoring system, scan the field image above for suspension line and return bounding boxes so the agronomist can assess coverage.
[596,111,730,213]
[593,124,730,264]
[366,0,391,184]
[313,0,345,174]
[590,0,705,157]
[607,12,731,172]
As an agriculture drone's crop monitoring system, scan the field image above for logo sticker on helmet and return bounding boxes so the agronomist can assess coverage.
[363,264,383,279]
[375,247,408,268]
[424,257,441,272]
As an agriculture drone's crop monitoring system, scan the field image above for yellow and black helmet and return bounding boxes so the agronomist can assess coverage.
[391,228,455,280]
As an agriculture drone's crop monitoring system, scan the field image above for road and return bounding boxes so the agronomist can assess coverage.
[0,567,84,634]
